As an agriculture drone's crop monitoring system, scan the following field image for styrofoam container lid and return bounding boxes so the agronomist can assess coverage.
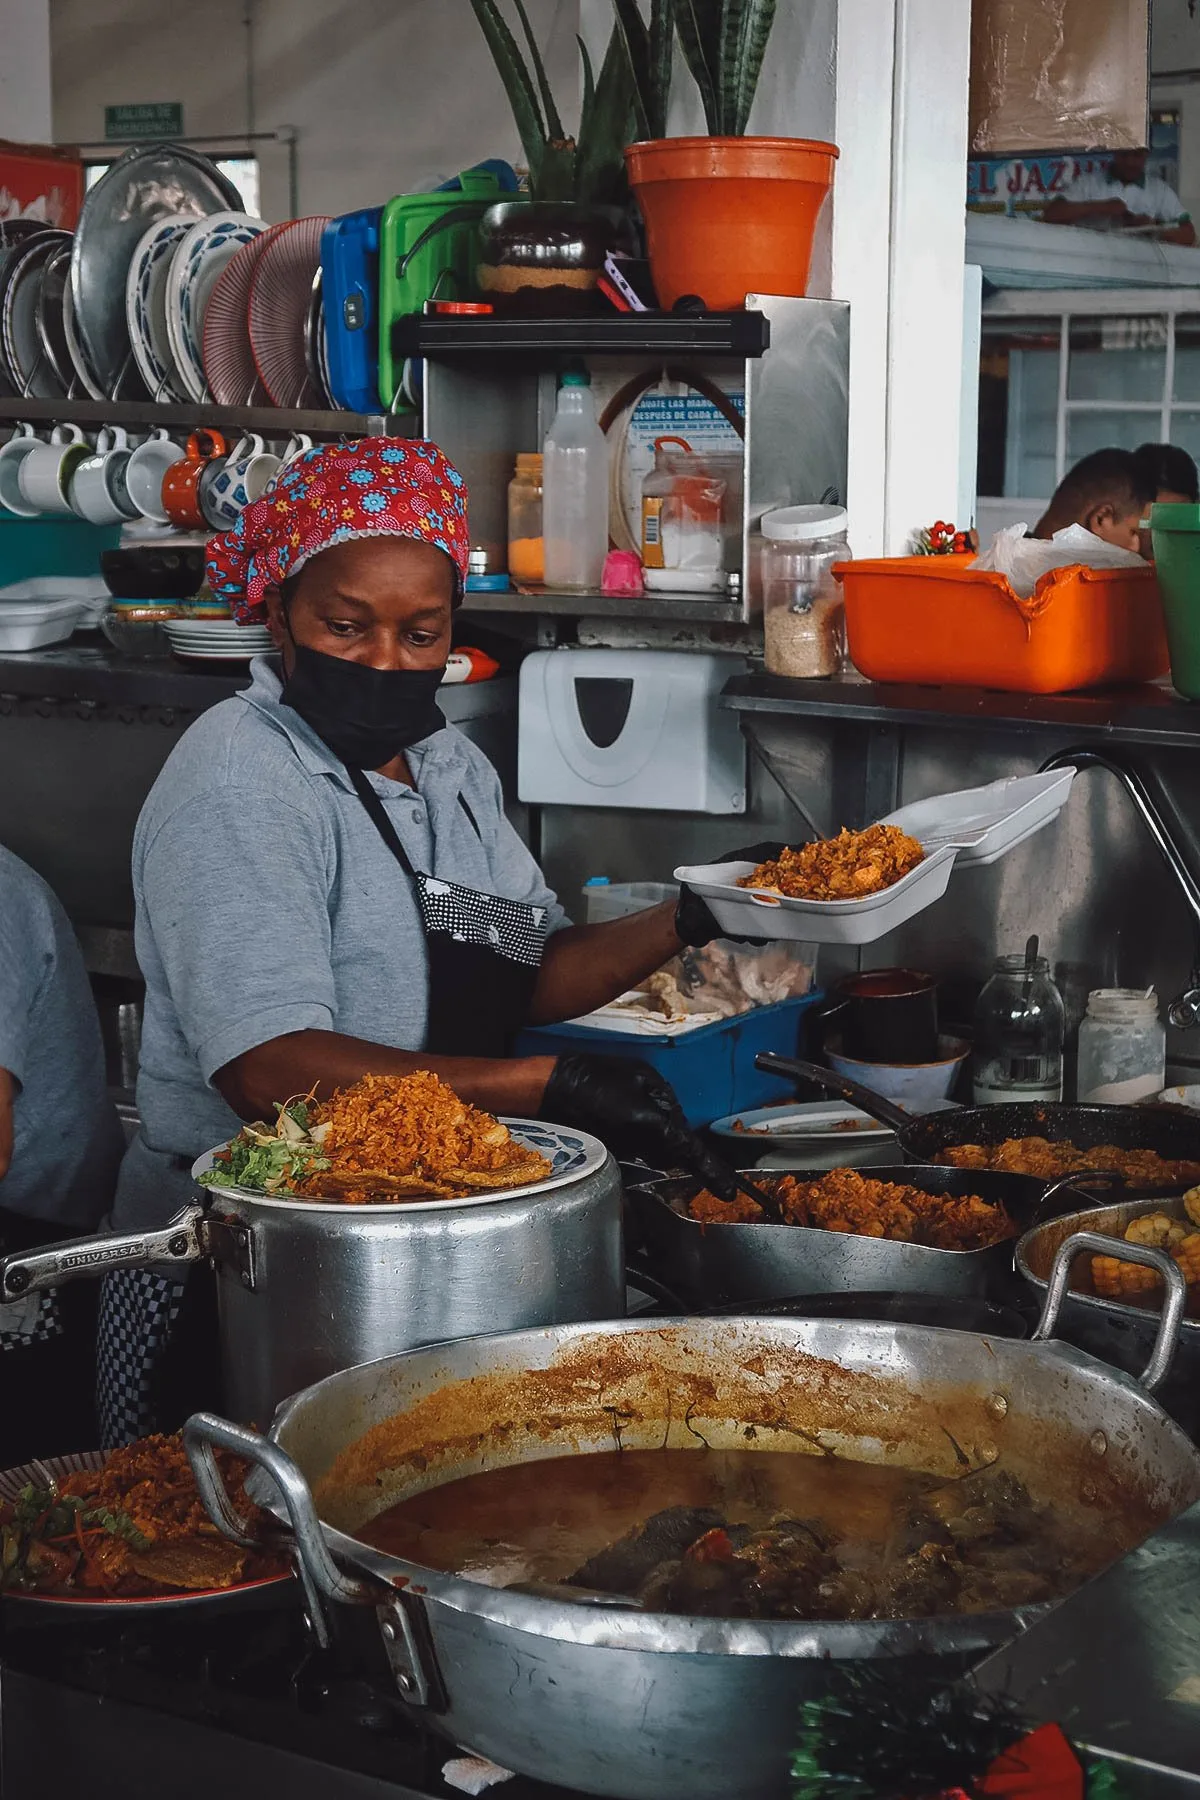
[0,596,88,623]
[761,504,848,542]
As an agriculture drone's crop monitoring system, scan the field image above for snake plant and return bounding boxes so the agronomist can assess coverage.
[468,0,635,205]
[612,0,778,139]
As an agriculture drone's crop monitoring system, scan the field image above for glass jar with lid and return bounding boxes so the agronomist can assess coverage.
[972,954,1065,1105]
[1076,989,1165,1104]
[508,452,544,584]
[760,503,849,679]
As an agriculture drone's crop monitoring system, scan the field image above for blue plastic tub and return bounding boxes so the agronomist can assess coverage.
[513,993,823,1128]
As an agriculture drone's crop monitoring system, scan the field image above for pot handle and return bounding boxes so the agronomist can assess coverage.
[184,1412,380,1642]
[753,1053,912,1134]
[1,1206,205,1300]
[1031,1230,1187,1394]
[1029,1170,1126,1229]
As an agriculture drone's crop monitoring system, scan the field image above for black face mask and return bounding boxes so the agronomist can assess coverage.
[281,641,445,769]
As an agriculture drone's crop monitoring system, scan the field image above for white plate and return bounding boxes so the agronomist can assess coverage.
[165,213,267,403]
[881,770,1075,868]
[674,844,959,946]
[125,218,193,403]
[709,1101,895,1149]
[193,1120,609,1212]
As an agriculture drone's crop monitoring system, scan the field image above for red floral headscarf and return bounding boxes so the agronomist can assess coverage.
[206,437,471,625]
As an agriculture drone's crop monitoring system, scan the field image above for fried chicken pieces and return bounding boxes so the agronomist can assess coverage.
[688,1169,1014,1251]
[738,825,925,902]
[940,1137,1200,1189]
[296,1070,550,1203]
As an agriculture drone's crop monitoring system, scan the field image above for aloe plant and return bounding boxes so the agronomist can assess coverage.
[613,0,778,140]
[468,0,635,205]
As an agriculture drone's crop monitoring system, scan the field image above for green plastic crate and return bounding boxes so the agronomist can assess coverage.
[1151,501,1200,699]
[376,168,503,412]
[0,517,121,587]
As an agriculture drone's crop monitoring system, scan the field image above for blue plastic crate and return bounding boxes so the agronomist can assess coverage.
[514,993,823,1128]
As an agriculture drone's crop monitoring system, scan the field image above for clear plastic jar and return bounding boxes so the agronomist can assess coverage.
[972,954,1065,1105]
[1076,989,1165,1105]
[640,437,731,594]
[761,504,848,679]
[508,452,544,585]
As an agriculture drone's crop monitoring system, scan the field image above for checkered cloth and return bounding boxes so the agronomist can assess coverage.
[0,1289,62,1352]
[96,1269,188,1447]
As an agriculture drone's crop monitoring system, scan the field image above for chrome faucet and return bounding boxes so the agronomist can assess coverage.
[1038,747,1200,1029]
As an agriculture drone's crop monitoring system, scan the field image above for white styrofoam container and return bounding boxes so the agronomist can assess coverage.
[674,846,960,945]
[518,649,747,813]
[881,769,1076,867]
[0,595,89,651]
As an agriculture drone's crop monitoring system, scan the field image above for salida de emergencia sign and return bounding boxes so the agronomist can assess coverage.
[105,103,184,142]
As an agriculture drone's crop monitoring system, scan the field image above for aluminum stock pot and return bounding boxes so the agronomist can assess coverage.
[185,1233,1200,1800]
[0,1121,623,1424]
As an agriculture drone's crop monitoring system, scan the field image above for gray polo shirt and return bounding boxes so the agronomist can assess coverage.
[115,657,565,1229]
[0,847,124,1229]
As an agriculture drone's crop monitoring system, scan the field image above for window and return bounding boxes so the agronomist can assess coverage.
[979,294,1200,506]
[84,154,260,219]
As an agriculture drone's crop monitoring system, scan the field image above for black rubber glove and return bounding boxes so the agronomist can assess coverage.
[541,1053,737,1196]
[674,841,790,947]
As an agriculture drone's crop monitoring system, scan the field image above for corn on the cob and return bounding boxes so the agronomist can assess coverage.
[1091,1225,1200,1298]
[1184,1186,1200,1231]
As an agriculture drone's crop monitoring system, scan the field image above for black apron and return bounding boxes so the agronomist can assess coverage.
[346,764,550,1054]
[98,765,551,1446]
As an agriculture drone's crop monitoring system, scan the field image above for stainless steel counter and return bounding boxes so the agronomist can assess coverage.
[971,1498,1200,1792]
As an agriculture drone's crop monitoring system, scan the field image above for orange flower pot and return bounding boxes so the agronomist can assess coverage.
[625,136,838,311]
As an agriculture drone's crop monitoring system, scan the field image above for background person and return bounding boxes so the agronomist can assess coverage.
[1043,149,1196,246]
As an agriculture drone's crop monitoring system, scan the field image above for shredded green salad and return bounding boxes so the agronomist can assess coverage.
[199,1097,331,1196]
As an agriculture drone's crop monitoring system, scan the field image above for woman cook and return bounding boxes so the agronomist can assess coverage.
[102,437,737,1440]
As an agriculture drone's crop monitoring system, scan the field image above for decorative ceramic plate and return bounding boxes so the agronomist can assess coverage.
[166,211,267,402]
[0,231,70,399]
[70,144,242,398]
[193,1120,608,1212]
[125,217,193,402]
[247,216,332,407]
[202,222,286,406]
[34,242,74,394]
[0,1451,293,1612]
[62,275,105,399]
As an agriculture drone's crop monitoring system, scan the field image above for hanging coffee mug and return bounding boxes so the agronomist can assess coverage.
[281,432,314,465]
[161,430,228,531]
[201,433,283,531]
[68,426,139,525]
[17,423,89,516]
[125,427,186,524]
[0,423,41,516]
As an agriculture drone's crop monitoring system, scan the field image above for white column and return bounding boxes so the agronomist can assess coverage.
[0,0,52,143]
[833,0,973,555]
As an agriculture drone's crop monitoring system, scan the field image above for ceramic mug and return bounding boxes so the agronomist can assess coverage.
[0,423,42,516]
[124,427,186,523]
[68,426,139,526]
[161,430,227,531]
[17,423,89,516]
[281,431,314,465]
[201,433,282,531]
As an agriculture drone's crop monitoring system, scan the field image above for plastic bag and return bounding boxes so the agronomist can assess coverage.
[970,523,1145,601]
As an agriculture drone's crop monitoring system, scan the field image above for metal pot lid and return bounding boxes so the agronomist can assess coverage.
[192,1118,610,1212]
[70,143,243,398]
[1,230,71,400]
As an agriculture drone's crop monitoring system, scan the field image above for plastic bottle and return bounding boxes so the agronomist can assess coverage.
[543,371,608,593]
[1076,989,1165,1104]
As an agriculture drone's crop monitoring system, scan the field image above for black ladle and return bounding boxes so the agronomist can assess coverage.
[753,1053,913,1133]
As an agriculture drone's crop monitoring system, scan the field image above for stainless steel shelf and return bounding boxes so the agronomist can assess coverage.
[0,398,414,439]
[460,588,746,623]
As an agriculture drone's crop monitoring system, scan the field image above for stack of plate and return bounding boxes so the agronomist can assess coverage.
[204,215,333,408]
[163,618,273,663]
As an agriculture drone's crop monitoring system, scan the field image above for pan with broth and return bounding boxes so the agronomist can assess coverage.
[359,1447,1128,1621]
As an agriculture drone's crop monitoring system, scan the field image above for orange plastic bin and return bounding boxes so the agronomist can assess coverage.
[835,556,1168,694]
